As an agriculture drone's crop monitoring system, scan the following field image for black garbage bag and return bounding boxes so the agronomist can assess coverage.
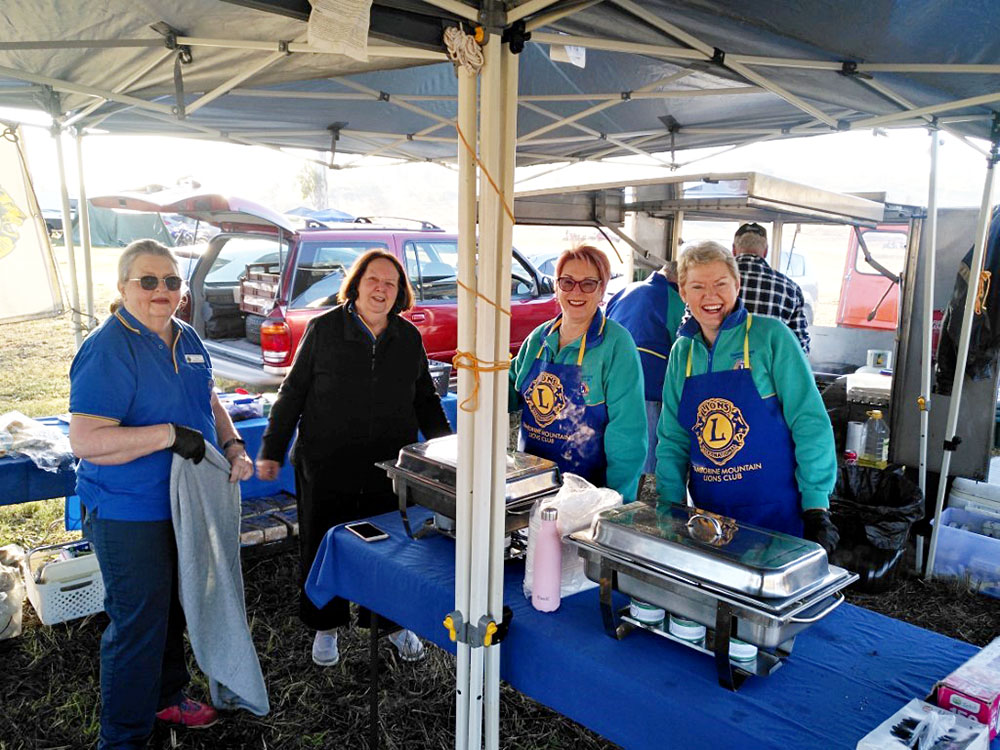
[828,464,924,593]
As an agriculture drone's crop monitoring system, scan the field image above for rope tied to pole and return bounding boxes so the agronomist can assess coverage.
[444,26,485,75]
[1,125,17,143]
[452,350,511,413]
[975,270,991,314]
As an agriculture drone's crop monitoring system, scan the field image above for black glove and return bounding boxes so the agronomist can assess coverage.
[170,424,206,464]
[802,509,840,555]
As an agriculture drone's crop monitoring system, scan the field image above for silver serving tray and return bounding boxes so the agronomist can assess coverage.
[379,435,562,505]
[569,530,857,650]
[377,435,562,533]
[587,503,830,599]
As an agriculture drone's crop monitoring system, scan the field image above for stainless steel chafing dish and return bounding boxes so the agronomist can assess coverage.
[377,435,562,541]
[568,502,858,690]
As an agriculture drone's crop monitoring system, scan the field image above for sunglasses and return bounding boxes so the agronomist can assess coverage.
[556,276,601,294]
[735,222,766,237]
[129,275,184,291]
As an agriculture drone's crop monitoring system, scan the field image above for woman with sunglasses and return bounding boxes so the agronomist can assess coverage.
[654,241,839,551]
[509,245,646,501]
[69,240,254,747]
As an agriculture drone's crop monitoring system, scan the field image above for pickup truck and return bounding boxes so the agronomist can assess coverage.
[94,194,561,386]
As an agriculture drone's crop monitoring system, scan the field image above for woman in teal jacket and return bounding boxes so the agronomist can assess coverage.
[510,245,646,501]
[655,240,839,549]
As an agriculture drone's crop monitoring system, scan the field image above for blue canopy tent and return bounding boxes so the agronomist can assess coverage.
[1,3,999,748]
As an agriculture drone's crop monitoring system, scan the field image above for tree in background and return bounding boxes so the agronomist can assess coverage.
[296,162,329,210]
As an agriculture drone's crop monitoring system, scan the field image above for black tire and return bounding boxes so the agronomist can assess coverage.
[245,314,265,345]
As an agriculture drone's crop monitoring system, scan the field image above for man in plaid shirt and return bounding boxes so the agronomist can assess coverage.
[733,222,811,353]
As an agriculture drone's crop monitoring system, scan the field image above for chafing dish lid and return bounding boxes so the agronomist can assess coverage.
[390,435,561,501]
[587,502,830,599]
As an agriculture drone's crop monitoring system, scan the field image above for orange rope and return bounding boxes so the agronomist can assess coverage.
[452,350,512,413]
[455,122,515,225]
[976,270,991,315]
[457,278,511,317]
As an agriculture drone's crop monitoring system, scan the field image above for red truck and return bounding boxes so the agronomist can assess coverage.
[94,194,560,387]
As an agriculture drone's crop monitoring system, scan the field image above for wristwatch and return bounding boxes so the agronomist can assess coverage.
[222,436,246,452]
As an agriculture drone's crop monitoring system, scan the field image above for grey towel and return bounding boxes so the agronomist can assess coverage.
[170,446,269,716]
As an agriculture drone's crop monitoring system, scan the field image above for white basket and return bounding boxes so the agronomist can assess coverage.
[22,543,105,626]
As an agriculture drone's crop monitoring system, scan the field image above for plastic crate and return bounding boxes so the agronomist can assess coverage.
[931,507,1000,599]
[21,542,105,625]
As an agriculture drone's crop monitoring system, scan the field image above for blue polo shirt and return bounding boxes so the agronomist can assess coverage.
[69,308,217,521]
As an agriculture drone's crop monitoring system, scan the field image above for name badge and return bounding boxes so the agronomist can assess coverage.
[185,354,205,364]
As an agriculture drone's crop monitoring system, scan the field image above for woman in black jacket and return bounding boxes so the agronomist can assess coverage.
[256,249,451,666]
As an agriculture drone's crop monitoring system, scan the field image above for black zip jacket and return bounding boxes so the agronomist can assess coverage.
[259,304,451,493]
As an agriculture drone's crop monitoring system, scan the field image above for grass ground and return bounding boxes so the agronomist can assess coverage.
[1,246,998,749]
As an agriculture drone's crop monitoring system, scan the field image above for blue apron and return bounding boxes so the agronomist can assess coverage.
[677,315,803,536]
[519,319,609,487]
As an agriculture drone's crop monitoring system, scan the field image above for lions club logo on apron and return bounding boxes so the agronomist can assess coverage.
[693,397,749,466]
[525,371,567,428]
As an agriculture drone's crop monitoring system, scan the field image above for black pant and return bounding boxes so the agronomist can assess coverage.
[295,458,399,631]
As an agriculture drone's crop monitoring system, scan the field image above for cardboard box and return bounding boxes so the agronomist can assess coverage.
[935,636,1000,740]
[857,699,988,750]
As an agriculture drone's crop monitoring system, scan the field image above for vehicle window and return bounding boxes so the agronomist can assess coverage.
[854,230,907,276]
[511,254,536,298]
[781,253,805,278]
[405,240,458,302]
[204,237,285,286]
[291,241,390,308]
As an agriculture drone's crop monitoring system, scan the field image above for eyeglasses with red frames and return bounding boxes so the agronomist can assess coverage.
[128,275,184,291]
[556,276,601,293]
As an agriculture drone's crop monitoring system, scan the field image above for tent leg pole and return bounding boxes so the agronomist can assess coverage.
[53,125,83,350]
[925,128,999,579]
[483,38,520,750]
[916,126,940,573]
[454,63,478,750]
[75,131,94,329]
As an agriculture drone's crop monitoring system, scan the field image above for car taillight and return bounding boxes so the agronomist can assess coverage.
[260,319,292,365]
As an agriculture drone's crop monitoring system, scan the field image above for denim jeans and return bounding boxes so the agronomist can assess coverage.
[84,512,189,750]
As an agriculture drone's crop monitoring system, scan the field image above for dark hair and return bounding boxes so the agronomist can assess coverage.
[337,249,414,314]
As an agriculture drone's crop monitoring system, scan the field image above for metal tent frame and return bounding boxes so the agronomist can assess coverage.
[3,1,1000,746]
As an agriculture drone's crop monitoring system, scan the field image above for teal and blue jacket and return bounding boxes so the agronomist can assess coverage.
[655,303,835,512]
[510,310,647,501]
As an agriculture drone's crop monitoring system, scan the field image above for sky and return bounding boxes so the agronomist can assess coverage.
[4,103,995,239]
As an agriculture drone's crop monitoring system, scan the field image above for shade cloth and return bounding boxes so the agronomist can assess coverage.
[306,506,999,750]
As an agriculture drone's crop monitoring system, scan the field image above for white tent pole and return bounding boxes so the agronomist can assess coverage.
[484,38,519,750]
[74,131,94,328]
[507,0,561,24]
[525,0,603,31]
[853,91,1000,130]
[417,0,479,23]
[466,33,504,750]
[62,49,175,127]
[519,71,692,143]
[0,64,175,116]
[925,134,998,578]
[453,62,478,750]
[52,126,83,349]
[915,127,939,572]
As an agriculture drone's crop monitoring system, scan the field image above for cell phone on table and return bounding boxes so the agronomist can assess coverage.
[345,521,389,542]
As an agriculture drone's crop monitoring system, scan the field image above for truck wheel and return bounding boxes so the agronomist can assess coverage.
[245,314,265,345]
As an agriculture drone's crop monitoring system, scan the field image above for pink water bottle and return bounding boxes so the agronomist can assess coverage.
[532,507,562,612]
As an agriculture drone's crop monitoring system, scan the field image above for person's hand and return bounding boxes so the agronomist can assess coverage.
[803,509,840,555]
[256,458,281,481]
[170,424,206,464]
[224,443,254,483]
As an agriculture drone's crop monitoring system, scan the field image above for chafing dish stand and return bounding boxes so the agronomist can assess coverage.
[570,503,858,691]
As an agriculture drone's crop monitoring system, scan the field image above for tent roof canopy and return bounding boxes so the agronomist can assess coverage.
[0,1,998,167]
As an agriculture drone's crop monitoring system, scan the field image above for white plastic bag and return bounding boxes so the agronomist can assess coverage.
[523,473,622,600]
[0,546,25,640]
[0,411,74,473]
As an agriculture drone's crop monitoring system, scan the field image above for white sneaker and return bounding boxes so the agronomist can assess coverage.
[312,628,339,666]
[388,629,425,662]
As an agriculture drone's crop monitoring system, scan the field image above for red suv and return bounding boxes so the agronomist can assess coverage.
[94,194,560,386]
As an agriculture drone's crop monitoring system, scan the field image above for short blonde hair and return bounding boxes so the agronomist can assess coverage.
[555,245,611,287]
[677,240,739,287]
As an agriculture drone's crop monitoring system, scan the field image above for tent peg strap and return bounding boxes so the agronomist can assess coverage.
[942,435,962,452]
[711,47,725,66]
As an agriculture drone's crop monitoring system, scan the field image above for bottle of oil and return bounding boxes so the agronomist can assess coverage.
[858,409,889,469]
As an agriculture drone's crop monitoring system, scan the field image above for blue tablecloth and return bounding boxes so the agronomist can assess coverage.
[306,507,999,750]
